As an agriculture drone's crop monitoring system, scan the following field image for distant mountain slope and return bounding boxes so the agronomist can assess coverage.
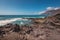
[45,13,60,26]
[42,10,60,40]
[41,9,60,17]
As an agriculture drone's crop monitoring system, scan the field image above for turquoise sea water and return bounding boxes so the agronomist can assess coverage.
[0,15,46,20]
[0,15,46,26]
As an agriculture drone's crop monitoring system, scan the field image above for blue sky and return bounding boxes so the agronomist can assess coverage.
[0,0,60,15]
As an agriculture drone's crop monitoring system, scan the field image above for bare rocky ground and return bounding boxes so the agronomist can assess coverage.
[0,11,60,40]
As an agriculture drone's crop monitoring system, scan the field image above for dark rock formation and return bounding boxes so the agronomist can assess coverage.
[13,24,21,32]
[0,10,60,40]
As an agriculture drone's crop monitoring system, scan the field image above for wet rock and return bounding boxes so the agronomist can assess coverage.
[0,12,60,40]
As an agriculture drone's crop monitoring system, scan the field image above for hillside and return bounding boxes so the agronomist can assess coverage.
[0,9,60,40]
[41,9,60,17]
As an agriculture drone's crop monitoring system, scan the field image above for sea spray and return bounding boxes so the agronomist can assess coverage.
[0,18,28,26]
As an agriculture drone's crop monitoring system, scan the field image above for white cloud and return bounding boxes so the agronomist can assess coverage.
[38,7,60,14]
[47,7,60,10]
[54,7,60,10]
[47,7,54,10]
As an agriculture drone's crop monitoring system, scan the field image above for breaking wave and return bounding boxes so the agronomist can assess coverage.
[0,18,28,26]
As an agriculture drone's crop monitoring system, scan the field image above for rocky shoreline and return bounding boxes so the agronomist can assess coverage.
[0,11,60,40]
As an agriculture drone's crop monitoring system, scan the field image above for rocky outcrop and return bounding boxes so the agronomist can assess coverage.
[43,12,60,40]
[0,22,46,40]
[0,9,60,40]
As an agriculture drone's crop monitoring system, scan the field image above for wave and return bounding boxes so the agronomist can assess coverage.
[0,18,28,26]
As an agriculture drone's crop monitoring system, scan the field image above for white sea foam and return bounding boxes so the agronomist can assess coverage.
[0,18,28,26]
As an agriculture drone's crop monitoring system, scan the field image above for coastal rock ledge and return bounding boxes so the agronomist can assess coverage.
[0,12,60,40]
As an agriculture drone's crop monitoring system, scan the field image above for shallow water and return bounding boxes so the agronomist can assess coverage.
[0,15,45,26]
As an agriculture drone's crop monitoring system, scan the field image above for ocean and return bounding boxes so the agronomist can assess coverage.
[0,15,46,26]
